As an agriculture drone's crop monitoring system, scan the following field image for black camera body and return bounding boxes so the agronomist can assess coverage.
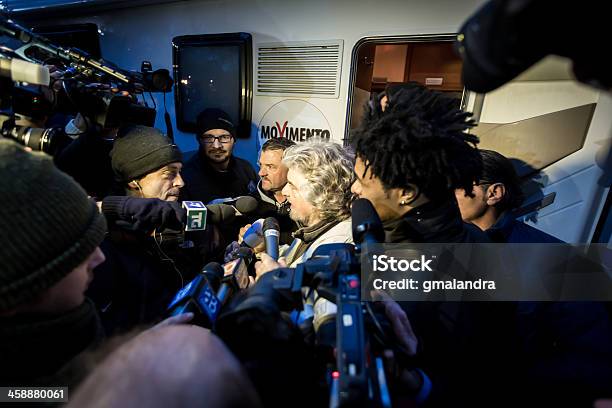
[0,76,70,154]
[62,82,156,129]
[0,16,171,153]
[215,199,392,406]
[219,242,393,407]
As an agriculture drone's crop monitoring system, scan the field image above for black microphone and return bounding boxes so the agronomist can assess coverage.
[208,195,258,213]
[218,248,254,304]
[184,201,238,231]
[224,248,254,290]
[206,203,237,224]
[234,196,259,215]
[201,261,224,292]
[351,198,384,251]
[263,217,280,261]
[166,262,224,328]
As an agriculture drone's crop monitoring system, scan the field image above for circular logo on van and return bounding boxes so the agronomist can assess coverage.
[258,99,332,143]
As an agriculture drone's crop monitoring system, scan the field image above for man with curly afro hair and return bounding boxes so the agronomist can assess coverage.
[351,82,486,243]
[351,83,524,406]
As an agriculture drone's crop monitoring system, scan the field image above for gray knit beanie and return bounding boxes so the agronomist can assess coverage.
[111,125,182,183]
[0,140,107,312]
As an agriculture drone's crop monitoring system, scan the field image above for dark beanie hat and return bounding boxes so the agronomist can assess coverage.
[196,108,236,137]
[111,125,182,183]
[0,140,107,312]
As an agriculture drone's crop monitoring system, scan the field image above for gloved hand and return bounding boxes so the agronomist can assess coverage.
[102,196,186,233]
[224,240,241,263]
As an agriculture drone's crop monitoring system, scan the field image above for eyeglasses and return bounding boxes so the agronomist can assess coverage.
[199,134,233,144]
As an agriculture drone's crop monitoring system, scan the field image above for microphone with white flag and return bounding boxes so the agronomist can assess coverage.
[263,217,280,261]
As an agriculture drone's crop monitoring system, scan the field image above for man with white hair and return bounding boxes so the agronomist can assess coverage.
[256,140,355,273]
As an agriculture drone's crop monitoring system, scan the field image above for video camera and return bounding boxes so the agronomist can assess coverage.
[0,15,173,153]
[0,51,71,154]
[214,199,402,407]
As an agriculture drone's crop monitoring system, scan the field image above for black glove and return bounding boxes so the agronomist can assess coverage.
[102,196,186,232]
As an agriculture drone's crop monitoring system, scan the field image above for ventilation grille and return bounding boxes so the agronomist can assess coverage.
[256,40,343,98]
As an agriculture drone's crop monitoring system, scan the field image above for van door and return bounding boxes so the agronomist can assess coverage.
[466,56,611,243]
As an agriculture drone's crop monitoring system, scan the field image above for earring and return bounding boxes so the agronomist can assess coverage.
[400,200,407,206]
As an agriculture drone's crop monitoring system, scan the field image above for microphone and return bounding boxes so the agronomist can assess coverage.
[152,201,235,252]
[206,203,237,224]
[101,196,237,233]
[208,195,258,216]
[167,262,224,328]
[218,248,254,304]
[201,262,225,292]
[0,56,50,85]
[241,218,265,248]
[351,198,384,251]
[184,201,237,231]
[263,217,280,261]
[223,248,254,290]
[234,196,258,215]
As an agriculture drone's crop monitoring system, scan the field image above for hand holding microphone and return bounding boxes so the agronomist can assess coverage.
[224,219,266,263]
[101,196,241,233]
[102,196,186,232]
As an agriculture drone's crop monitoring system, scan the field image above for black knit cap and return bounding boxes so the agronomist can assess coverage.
[0,140,107,312]
[111,125,182,183]
[196,108,236,137]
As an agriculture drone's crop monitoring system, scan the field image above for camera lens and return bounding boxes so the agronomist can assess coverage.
[4,125,68,155]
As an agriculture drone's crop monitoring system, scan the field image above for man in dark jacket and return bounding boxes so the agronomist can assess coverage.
[89,125,204,334]
[250,137,297,244]
[455,149,562,243]
[456,149,612,406]
[350,83,519,406]
[180,108,258,251]
[180,108,258,203]
[0,140,107,388]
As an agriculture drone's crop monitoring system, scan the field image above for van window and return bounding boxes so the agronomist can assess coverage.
[347,36,463,136]
[347,39,595,178]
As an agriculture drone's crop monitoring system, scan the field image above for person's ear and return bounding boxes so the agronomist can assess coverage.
[399,184,419,206]
[486,183,505,206]
[128,180,140,190]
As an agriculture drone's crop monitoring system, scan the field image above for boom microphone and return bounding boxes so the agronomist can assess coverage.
[263,217,280,261]
[0,15,132,85]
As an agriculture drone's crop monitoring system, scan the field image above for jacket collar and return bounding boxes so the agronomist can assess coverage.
[293,217,346,244]
[383,200,466,243]
[485,211,515,242]
[257,180,291,214]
